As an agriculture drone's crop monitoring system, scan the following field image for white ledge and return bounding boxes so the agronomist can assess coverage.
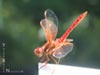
[39,63,100,75]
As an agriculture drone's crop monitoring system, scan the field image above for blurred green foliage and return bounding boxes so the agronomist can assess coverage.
[0,0,100,74]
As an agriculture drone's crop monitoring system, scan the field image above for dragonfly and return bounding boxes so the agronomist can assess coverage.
[34,9,87,66]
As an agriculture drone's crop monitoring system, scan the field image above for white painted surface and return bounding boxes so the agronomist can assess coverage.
[39,63,100,75]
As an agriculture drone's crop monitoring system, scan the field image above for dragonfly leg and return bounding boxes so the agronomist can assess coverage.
[40,54,45,62]
[39,53,50,69]
[57,58,61,64]
[49,55,58,64]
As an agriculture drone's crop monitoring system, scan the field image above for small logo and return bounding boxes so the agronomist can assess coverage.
[1,42,24,74]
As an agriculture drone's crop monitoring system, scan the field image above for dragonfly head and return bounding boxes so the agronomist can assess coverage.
[34,47,43,57]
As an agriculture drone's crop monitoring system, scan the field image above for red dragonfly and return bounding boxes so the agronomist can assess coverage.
[34,9,87,65]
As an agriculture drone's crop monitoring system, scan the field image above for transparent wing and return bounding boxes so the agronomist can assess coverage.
[40,19,54,42]
[44,9,58,26]
[53,43,73,58]
[40,9,58,42]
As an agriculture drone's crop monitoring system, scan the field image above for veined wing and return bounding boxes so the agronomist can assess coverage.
[53,42,73,58]
[40,9,58,43]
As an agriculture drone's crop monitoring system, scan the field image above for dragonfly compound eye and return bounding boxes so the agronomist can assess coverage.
[34,47,43,57]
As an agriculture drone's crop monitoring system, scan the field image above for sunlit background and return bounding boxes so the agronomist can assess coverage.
[0,0,100,75]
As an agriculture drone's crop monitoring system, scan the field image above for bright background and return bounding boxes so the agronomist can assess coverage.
[0,0,100,75]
